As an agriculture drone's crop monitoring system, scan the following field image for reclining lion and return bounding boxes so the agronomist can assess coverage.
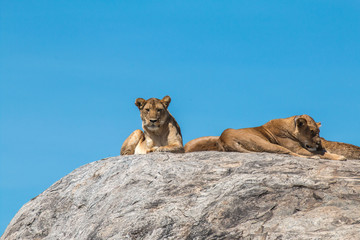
[320,138,360,159]
[121,96,184,155]
[185,115,351,161]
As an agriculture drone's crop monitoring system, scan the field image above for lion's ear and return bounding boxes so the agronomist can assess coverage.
[135,98,146,110]
[316,122,322,128]
[161,96,171,109]
[296,117,307,128]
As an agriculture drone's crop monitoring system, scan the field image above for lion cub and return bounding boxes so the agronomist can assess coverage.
[121,96,184,155]
[186,115,347,161]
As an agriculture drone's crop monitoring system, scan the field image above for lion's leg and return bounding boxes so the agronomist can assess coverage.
[320,152,346,161]
[243,139,304,157]
[219,129,252,153]
[293,147,315,156]
[120,129,144,155]
[294,147,346,161]
[218,137,252,153]
[220,132,303,157]
[309,151,346,161]
[148,144,185,153]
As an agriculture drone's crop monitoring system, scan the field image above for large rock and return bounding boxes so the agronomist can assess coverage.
[2,152,360,240]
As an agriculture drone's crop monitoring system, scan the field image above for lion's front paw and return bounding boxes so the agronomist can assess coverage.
[335,155,347,161]
[324,153,347,161]
[147,147,159,153]
[310,155,321,159]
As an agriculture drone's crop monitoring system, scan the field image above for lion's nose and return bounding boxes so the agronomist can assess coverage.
[150,119,157,123]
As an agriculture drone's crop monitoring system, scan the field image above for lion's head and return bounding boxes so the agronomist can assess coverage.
[135,96,171,131]
[294,114,322,152]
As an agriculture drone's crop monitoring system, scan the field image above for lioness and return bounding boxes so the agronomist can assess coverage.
[185,115,346,160]
[121,96,184,155]
[320,138,360,159]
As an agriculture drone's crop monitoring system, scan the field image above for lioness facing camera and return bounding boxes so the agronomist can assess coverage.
[121,96,184,155]
[186,115,346,161]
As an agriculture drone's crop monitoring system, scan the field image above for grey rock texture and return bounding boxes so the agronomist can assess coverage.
[2,152,360,240]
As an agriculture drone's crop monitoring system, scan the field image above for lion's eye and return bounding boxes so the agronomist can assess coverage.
[157,109,162,112]
[145,109,150,112]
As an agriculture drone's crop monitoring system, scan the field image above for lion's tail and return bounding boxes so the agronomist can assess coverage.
[184,136,223,153]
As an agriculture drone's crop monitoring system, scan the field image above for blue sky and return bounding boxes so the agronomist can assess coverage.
[1,0,359,234]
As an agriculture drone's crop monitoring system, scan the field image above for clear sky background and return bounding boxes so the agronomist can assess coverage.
[1,0,359,234]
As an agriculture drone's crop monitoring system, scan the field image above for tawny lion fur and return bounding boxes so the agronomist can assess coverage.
[320,138,360,159]
[121,96,184,155]
[185,115,359,161]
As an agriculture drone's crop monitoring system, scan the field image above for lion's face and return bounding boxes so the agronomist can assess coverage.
[135,96,171,131]
[294,115,322,152]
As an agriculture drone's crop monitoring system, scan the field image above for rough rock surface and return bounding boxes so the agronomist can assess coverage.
[2,152,360,240]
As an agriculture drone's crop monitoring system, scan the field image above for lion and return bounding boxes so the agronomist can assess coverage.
[185,115,347,161]
[320,138,360,159]
[120,96,184,155]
